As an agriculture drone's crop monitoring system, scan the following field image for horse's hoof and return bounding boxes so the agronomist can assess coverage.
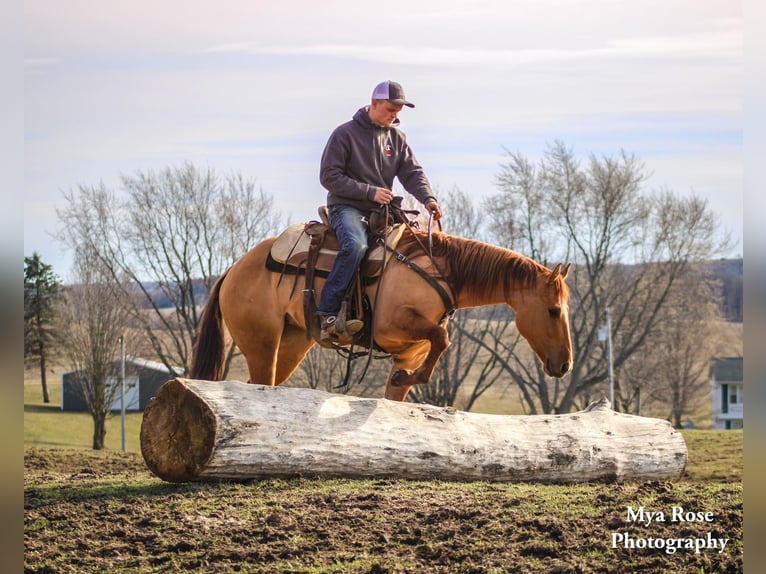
[390,369,412,387]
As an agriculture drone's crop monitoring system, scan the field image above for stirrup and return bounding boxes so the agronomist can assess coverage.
[319,315,363,346]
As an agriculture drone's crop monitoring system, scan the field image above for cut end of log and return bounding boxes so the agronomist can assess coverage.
[140,378,218,482]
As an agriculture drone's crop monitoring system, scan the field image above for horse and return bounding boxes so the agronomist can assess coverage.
[190,228,573,401]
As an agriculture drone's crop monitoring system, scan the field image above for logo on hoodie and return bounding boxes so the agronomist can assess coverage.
[384,143,393,157]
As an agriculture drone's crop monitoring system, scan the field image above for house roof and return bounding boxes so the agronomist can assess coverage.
[712,357,743,383]
[126,356,183,375]
[61,355,183,377]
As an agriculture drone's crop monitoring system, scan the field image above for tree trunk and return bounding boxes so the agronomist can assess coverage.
[141,379,688,483]
[40,346,50,404]
[92,415,106,450]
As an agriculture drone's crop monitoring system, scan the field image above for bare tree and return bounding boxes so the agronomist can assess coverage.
[56,250,134,449]
[483,141,730,414]
[616,269,722,427]
[56,163,282,375]
[439,185,489,241]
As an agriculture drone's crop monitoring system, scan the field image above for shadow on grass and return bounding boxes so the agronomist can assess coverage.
[24,403,62,414]
[25,475,275,506]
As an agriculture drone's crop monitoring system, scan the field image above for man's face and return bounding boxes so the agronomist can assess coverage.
[369,100,404,127]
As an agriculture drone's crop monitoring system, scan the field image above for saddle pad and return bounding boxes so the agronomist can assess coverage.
[269,222,407,278]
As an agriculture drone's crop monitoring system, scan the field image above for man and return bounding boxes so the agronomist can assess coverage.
[317,80,442,344]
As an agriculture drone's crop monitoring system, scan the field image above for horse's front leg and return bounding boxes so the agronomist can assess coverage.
[385,313,450,394]
[383,332,448,402]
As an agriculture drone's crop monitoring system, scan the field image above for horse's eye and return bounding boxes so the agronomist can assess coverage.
[548,307,561,319]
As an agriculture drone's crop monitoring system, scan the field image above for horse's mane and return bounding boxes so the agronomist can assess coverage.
[397,230,557,300]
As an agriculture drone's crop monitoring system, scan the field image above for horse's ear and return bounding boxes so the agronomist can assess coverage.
[548,263,571,285]
[548,263,562,285]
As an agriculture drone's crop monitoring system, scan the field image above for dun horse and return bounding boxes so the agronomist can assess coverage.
[191,229,572,401]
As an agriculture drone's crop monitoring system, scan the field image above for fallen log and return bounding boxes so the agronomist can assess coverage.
[140,378,687,483]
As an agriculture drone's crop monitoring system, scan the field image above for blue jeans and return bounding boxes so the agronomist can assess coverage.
[317,205,369,316]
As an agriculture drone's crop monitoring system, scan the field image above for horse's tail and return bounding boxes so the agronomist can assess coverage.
[190,269,230,381]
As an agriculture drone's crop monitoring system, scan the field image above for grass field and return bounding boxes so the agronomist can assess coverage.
[24,377,743,573]
[24,449,742,573]
[24,381,144,452]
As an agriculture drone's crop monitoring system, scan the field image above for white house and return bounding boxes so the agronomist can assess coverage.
[711,357,743,430]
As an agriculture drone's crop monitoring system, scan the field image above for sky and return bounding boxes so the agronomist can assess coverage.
[24,0,743,276]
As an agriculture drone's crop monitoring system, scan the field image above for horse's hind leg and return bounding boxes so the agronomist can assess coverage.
[229,306,289,386]
[239,337,281,386]
[237,322,313,386]
[274,324,316,384]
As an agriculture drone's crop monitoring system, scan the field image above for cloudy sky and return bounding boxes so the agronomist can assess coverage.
[24,0,743,275]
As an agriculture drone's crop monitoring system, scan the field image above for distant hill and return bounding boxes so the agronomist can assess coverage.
[132,278,212,311]
[702,258,742,322]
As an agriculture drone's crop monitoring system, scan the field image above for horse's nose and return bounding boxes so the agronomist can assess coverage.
[547,359,571,377]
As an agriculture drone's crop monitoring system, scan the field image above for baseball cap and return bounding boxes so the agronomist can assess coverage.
[371,80,415,108]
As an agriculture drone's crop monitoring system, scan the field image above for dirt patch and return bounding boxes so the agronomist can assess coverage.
[25,448,742,573]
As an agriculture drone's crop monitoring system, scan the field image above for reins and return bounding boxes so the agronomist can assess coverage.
[398,211,455,314]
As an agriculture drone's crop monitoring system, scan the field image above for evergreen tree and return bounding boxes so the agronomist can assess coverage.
[24,253,61,403]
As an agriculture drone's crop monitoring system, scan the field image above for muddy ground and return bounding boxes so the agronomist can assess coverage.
[25,448,741,573]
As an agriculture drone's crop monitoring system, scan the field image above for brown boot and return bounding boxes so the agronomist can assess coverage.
[319,315,364,345]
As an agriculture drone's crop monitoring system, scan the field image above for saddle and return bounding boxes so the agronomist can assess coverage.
[267,202,417,349]
[268,218,407,279]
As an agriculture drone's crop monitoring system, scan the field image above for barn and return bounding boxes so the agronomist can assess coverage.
[61,357,181,412]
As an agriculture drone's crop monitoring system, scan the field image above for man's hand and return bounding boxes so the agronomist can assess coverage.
[425,200,443,221]
[373,187,395,205]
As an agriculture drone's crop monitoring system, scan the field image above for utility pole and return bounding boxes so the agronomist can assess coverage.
[599,308,615,408]
[606,308,615,408]
[119,335,126,452]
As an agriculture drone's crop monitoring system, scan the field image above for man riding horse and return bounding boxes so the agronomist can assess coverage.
[189,82,572,400]
[317,80,443,345]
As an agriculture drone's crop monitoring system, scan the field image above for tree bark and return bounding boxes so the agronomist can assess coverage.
[141,379,688,483]
[40,345,50,404]
[92,415,106,450]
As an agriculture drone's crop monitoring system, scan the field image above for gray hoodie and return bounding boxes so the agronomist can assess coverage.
[320,106,436,213]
